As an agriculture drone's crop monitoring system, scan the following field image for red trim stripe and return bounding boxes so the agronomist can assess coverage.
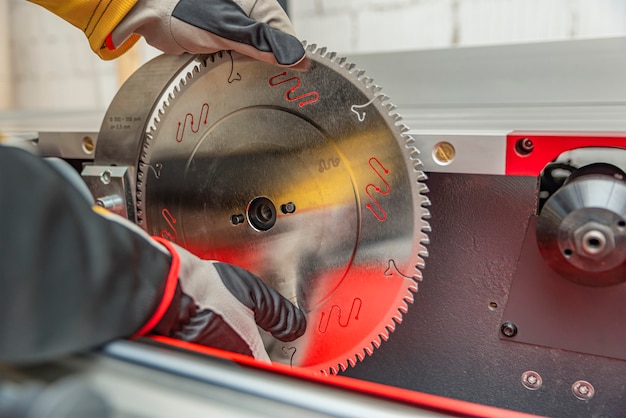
[133,237,181,337]
[148,335,541,418]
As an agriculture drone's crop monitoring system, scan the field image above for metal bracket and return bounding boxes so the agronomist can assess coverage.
[81,165,136,221]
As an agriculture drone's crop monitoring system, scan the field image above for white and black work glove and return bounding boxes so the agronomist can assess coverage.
[147,238,307,360]
[108,0,305,66]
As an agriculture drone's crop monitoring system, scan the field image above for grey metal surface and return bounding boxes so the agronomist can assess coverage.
[341,172,626,417]
[101,340,447,418]
[505,217,626,361]
[38,132,98,161]
[411,131,508,174]
[92,47,430,374]
[349,37,626,131]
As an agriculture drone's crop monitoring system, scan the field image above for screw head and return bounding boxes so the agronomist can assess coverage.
[521,371,543,390]
[280,202,297,214]
[572,380,595,400]
[500,321,518,338]
[230,214,245,225]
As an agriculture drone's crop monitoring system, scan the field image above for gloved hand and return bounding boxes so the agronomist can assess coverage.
[143,237,307,360]
[109,0,305,66]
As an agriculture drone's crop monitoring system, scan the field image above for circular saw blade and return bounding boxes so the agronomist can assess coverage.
[96,44,430,374]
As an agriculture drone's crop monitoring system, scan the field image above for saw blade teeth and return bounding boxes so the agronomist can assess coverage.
[336,56,347,66]
[317,46,328,56]
[371,85,383,94]
[326,51,337,61]
[405,141,420,153]
[371,337,381,349]
[407,282,418,295]
[416,182,429,194]
[340,361,351,372]
[380,330,390,342]
[378,93,390,104]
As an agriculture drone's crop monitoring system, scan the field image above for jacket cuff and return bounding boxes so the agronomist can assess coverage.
[133,236,181,337]
[98,33,141,60]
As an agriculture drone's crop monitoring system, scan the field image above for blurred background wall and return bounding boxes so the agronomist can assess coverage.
[1,0,625,113]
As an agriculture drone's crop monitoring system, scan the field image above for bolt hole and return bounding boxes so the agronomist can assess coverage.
[587,237,601,248]
[488,302,498,311]
[617,220,626,229]
[563,248,573,258]
[515,138,534,157]
[247,197,277,231]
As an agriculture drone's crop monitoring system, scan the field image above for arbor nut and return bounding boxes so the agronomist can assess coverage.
[573,221,615,259]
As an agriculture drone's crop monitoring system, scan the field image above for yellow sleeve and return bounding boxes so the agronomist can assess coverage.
[27,0,141,60]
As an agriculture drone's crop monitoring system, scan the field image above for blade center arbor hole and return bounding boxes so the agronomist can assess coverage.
[247,196,277,231]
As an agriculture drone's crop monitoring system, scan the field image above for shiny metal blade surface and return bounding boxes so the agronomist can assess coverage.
[96,45,430,373]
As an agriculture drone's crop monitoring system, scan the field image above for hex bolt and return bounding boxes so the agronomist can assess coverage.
[573,221,615,260]
[100,170,112,185]
[280,202,297,214]
[572,380,595,400]
[521,371,543,391]
[500,321,518,338]
[231,214,245,225]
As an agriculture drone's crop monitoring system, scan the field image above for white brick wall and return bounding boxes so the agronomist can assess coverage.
[0,1,12,110]
[289,0,626,54]
[3,0,626,112]
[9,0,118,111]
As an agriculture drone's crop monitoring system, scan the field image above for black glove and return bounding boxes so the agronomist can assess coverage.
[0,146,305,363]
[144,237,307,360]
[109,0,306,66]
